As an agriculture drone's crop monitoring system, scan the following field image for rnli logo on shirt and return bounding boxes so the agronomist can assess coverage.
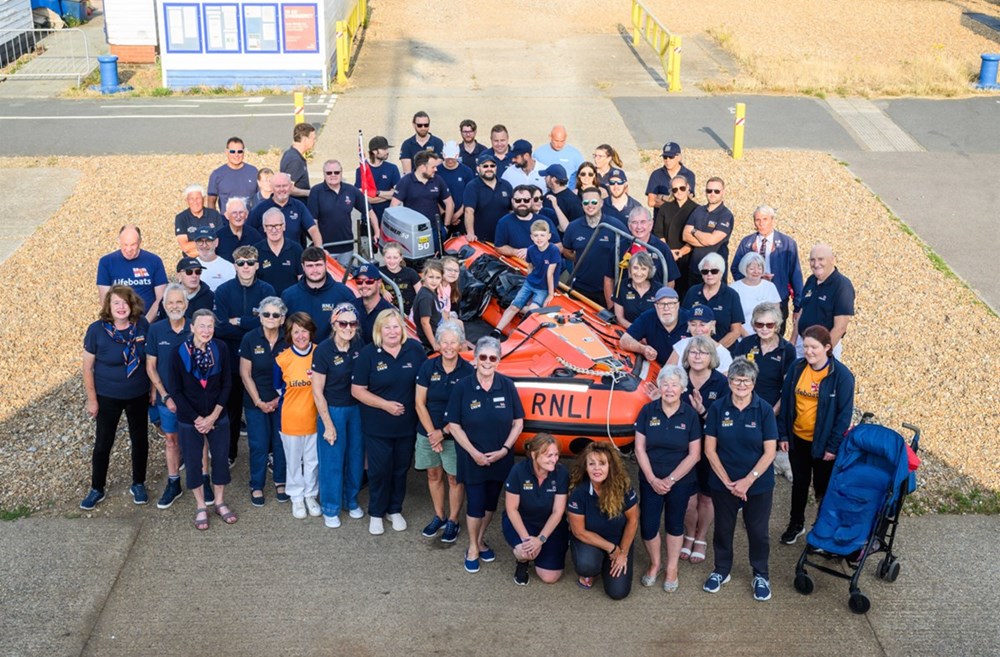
[430,372,442,382]
[493,396,506,409]
[707,221,717,229]
[568,500,579,511]
[376,361,388,372]
[254,345,265,355]
[818,295,828,302]
[746,421,757,429]
[708,391,718,400]
[262,259,272,269]
[402,362,414,369]
[546,482,557,493]
[626,291,637,300]
[675,423,687,430]
[721,418,734,427]
[132,267,150,277]
[649,417,661,427]
[321,303,336,311]
[333,356,345,366]
[811,382,821,394]
[470,399,481,410]
[187,226,197,233]
[501,191,509,198]
[344,197,353,206]
[289,211,299,222]
[804,290,812,299]
[522,481,534,491]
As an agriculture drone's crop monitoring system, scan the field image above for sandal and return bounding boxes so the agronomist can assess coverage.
[193,507,209,531]
[680,535,695,561]
[577,576,594,590]
[641,566,662,587]
[215,504,238,525]
[689,540,707,564]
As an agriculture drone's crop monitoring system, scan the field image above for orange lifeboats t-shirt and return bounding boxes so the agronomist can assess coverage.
[792,364,829,442]
[275,344,317,436]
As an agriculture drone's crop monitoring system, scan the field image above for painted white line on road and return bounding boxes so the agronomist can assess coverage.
[0,113,291,120]
[245,97,265,104]
[101,104,195,108]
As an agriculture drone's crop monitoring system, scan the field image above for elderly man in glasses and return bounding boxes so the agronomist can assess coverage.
[216,197,263,262]
[168,257,215,320]
[682,177,734,287]
[307,158,379,268]
[207,136,259,212]
[254,208,303,296]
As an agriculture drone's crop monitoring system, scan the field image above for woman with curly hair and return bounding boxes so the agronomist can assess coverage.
[566,442,639,600]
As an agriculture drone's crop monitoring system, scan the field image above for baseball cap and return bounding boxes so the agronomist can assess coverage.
[661,142,681,158]
[477,151,498,166]
[510,139,533,157]
[193,226,217,241]
[354,262,380,280]
[176,257,202,272]
[653,287,679,302]
[689,305,716,322]
[607,167,627,183]
[369,136,390,150]
[442,140,460,159]
[539,164,567,180]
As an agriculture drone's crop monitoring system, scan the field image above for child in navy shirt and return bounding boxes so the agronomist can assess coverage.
[493,220,562,338]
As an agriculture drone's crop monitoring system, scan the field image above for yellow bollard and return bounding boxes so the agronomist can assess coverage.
[336,20,348,84]
[733,102,746,160]
[360,0,368,27]
[669,35,682,92]
[293,91,305,125]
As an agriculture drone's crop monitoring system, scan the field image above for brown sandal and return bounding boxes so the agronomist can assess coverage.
[193,507,209,531]
[215,504,238,525]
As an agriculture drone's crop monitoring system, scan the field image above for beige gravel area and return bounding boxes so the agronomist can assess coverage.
[0,149,996,512]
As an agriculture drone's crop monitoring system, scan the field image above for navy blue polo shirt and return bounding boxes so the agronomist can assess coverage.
[146,318,189,403]
[525,243,563,289]
[352,296,395,345]
[174,208,222,238]
[606,237,680,287]
[685,203,734,274]
[352,340,427,439]
[798,268,855,332]
[634,400,702,482]
[704,393,778,493]
[567,483,638,544]
[444,373,525,485]
[731,336,796,406]
[562,215,628,294]
[307,182,368,253]
[354,161,401,222]
[459,142,487,170]
[602,195,642,222]
[614,280,656,323]
[462,177,513,243]
[312,339,360,407]
[682,369,729,421]
[494,213,561,250]
[645,164,696,197]
[415,356,475,432]
[247,197,316,244]
[625,310,688,366]
[483,148,514,176]
[504,459,570,528]
[238,327,286,405]
[215,224,263,262]
[399,134,445,162]
[547,188,584,225]
[683,284,745,343]
[394,173,451,223]
[254,239,303,296]
[84,319,151,399]
[437,163,474,211]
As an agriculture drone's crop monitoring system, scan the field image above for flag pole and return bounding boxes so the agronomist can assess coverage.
[358,129,374,260]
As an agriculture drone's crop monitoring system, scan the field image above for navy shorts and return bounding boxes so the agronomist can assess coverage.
[501,514,569,571]
[465,480,504,518]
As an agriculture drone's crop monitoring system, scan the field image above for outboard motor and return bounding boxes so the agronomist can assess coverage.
[379,206,436,264]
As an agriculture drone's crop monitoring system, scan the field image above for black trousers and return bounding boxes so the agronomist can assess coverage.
[226,373,245,459]
[789,436,835,527]
[92,393,149,491]
[571,539,634,600]
[711,487,772,579]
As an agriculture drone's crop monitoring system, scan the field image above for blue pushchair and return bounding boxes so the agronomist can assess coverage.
[793,414,921,614]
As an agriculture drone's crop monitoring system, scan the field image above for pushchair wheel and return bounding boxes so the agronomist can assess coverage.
[877,557,901,582]
[793,573,814,595]
[848,592,871,614]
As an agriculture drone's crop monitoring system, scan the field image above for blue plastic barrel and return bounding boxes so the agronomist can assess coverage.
[98,55,119,92]
[978,54,1000,89]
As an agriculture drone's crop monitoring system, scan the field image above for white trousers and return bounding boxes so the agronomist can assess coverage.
[280,432,319,500]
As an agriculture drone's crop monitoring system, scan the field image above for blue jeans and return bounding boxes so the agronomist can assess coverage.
[317,405,365,516]
[245,405,286,491]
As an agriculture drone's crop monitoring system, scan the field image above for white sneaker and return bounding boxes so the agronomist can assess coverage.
[388,512,407,531]
[324,515,341,528]
[292,498,307,519]
[305,496,321,517]
[348,507,365,519]
[369,516,384,535]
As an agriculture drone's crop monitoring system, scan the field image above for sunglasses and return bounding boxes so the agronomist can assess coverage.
[260,311,284,319]
[479,163,496,169]
[234,259,257,267]
[354,278,378,286]
[753,321,777,329]
[512,198,532,204]
[671,185,688,192]
[700,268,721,276]
[325,170,342,175]
[414,123,430,128]
[578,171,595,177]
[609,180,625,185]
[335,320,359,329]
[706,188,723,194]
[531,197,542,202]
[228,149,244,154]
[477,354,499,363]
[582,199,601,206]
[183,269,203,276]
[663,154,679,159]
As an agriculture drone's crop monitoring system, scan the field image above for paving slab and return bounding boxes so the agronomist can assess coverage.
[0,167,81,264]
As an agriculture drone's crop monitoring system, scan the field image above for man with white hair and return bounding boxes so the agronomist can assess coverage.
[247,172,322,248]
[791,244,855,358]
[175,184,222,257]
[215,197,263,262]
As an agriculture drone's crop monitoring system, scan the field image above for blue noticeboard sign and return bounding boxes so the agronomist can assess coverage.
[203,3,241,53]
[163,3,203,53]
[242,3,279,53]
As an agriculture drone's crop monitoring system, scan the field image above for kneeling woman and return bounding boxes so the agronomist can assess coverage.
[446,336,524,574]
[502,433,570,586]
[567,442,639,600]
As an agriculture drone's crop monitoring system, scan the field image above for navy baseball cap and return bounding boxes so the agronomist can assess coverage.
[689,305,716,322]
[369,136,391,150]
[193,226,217,241]
[653,287,679,302]
[510,139,533,157]
[661,142,681,157]
[539,164,567,180]
[607,167,627,183]
[354,263,380,280]
[477,151,498,165]
[176,257,202,272]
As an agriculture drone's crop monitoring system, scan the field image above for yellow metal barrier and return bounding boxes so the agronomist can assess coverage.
[732,102,746,159]
[631,0,681,92]
[293,91,305,124]
[336,0,368,84]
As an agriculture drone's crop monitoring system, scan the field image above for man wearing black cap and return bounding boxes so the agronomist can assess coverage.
[646,142,697,210]
[541,163,584,231]
[619,286,687,366]
[351,262,395,344]
[501,139,547,190]
[355,135,401,237]
[167,257,215,319]
[602,168,642,221]
[462,151,514,243]
[400,111,445,174]
[193,227,235,292]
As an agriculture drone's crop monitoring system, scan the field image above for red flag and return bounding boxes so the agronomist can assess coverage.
[358,133,377,198]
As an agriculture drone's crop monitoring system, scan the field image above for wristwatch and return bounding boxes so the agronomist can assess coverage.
[539,534,547,544]
[751,470,760,478]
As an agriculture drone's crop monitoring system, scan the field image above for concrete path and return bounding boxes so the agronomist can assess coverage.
[0,168,80,264]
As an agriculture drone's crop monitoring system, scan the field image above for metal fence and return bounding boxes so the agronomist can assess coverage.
[0,28,92,84]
